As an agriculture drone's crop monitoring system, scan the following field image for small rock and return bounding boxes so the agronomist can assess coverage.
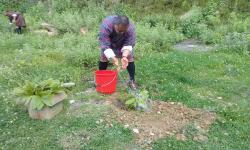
[99,119,104,123]
[95,120,100,124]
[87,136,90,140]
[150,132,155,136]
[196,125,201,130]
[176,134,187,141]
[146,140,152,144]
[105,101,112,105]
[170,102,175,105]
[193,134,208,142]
[177,102,182,105]
[124,124,129,128]
[69,100,75,104]
[133,128,139,134]
[80,27,88,35]
[157,111,161,114]
[217,97,223,100]
[62,82,75,88]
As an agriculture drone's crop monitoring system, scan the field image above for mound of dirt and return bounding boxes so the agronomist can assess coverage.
[102,93,216,148]
[69,90,216,149]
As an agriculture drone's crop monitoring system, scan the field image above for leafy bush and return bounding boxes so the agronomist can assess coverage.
[25,1,48,21]
[204,14,221,28]
[136,23,185,52]
[197,23,223,44]
[218,32,250,55]
[180,7,203,38]
[0,0,41,13]
[141,14,178,30]
[44,3,106,33]
[46,11,84,33]
[13,79,66,110]
[112,3,137,19]
[227,12,250,33]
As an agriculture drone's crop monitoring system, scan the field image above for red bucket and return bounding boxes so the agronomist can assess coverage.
[95,70,118,94]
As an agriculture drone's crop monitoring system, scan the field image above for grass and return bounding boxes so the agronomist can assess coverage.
[1,31,249,149]
[0,1,250,149]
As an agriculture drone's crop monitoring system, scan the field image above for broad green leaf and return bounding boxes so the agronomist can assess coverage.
[13,88,25,96]
[13,78,70,108]
[125,98,136,105]
[23,81,36,96]
[30,96,44,110]
[41,95,53,106]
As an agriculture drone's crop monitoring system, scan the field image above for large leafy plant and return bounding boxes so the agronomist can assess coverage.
[14,79,66,110]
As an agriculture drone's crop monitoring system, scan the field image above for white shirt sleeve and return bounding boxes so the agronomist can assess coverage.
[121,45,133,52]
[104,48,115,59]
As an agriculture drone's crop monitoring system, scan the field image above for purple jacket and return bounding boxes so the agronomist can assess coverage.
[99,16,136,53]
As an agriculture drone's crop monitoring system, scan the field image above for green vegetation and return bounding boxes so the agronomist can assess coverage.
[0,0,249,149]
[13,79,66,110]
[125,90,150,111]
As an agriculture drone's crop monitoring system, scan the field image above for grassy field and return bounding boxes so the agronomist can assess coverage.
[0,1,250,149]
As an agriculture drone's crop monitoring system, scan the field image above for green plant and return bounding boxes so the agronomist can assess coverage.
[136,23,184,52]
[125,90,150,111]
[180,7,203,38]
[197,23,223,44]
[141,14,178,30]
[218,32,250,54]
[13,79,66,110]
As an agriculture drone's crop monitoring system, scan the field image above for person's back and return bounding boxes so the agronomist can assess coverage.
[5,11,26,34]
[98,15,137,90]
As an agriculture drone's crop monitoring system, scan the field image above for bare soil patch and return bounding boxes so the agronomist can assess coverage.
[68,89,216,149]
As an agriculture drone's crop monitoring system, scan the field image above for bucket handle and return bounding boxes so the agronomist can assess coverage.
[95,73,117,88]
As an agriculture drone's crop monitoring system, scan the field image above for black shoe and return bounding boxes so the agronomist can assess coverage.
[128,80,138,90]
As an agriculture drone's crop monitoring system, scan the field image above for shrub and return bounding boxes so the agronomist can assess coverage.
[217,32,250,55]
[197,23,223,44]
[141,14,179,30]
[136,23,185,52]
[227,12,250,33]
[46,11,84,33]
[180,7,203,38]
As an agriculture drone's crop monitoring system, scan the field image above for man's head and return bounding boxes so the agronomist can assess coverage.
[114,15,129,34]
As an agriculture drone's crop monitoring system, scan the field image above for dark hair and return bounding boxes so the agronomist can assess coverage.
[115,15,129,26]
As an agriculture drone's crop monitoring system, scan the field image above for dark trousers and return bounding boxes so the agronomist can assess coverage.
[15,27,22,34]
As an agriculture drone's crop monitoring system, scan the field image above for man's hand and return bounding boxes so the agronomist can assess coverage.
[122,57,128,69]
[122,49,130,69]
[112,57,120,71]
